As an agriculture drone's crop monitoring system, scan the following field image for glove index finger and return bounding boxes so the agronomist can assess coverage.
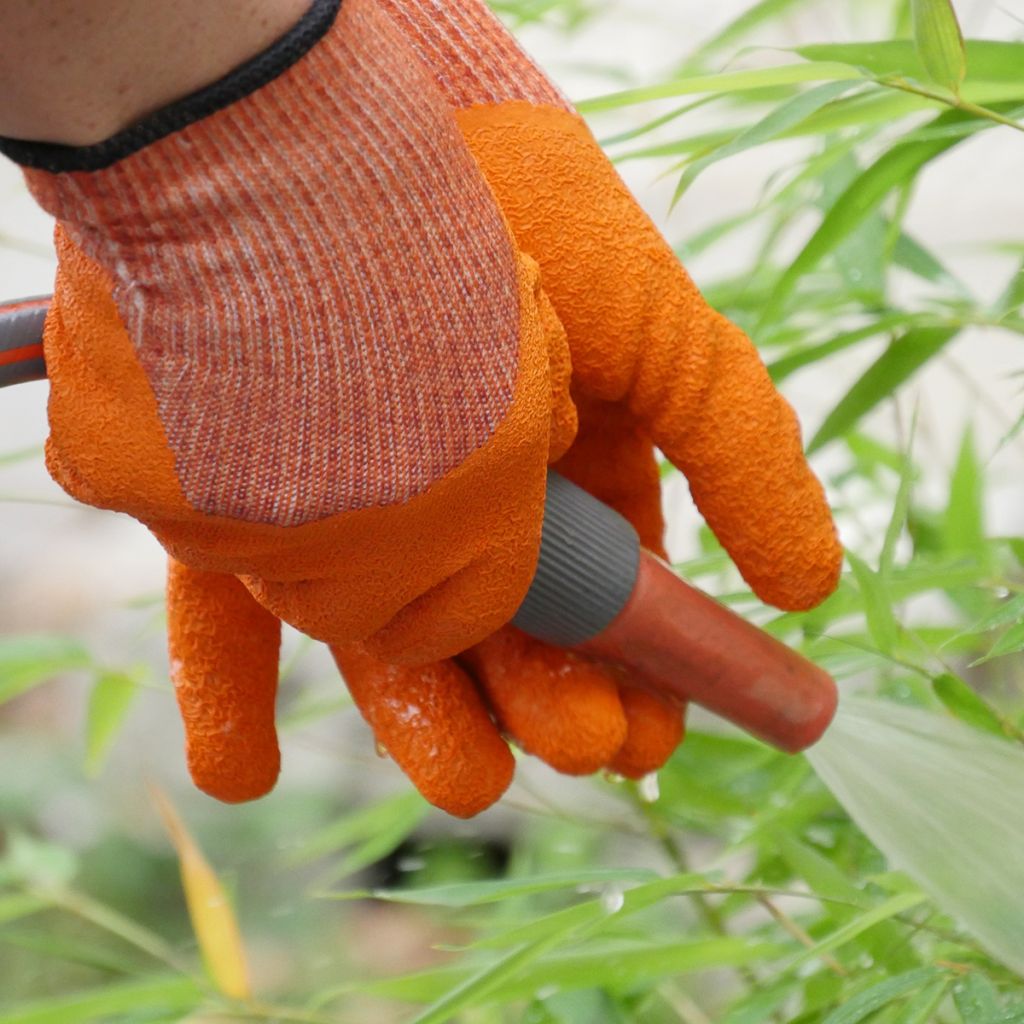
[167,559,282,803]
[636,314,842,611]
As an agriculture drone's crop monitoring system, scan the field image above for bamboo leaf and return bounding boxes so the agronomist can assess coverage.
[942,426,984,553]
[0,635,91,706]
[83,672,139,778]
[338,869,657,908]
[0,976,200,1024]
[892,978,953,1023]
[911,0,967,94]
[785,891,929,971]
[760,110,975,330]
[577,62,866,113]
[932,673,1008,738]
[847,553,900,656]
[952,972,1002,1023]
[821,968,944,1024]
[808,327,958,452]
[152,787,250,1000]
[673,81,859,201]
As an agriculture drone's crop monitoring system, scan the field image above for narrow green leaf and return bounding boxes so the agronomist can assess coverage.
[795,40,1022,84]
[686,0,814,64]
[847,553,901,655]
[83,672,138,777]
[973,621,1024,665]
[880,424,917,579]
[409,928,587,1024]
[0,976,201,1024]
[957,593,1024,637]
[952,972,1001,1023]
[346,869,657,908]
[673,81,859,200]
[822,968,944,1024]
[912,0,967,94]
[768,313,932,382]
[785,890,928,971]
[361,938,792,1004]
[0,893,48,926]
[577,62,865,113]
[932,673,1007,738]
[760,110,978,329]
[808,327,958,452]
[891,978,952,1024]
[289,789,427,865]
[943,427,984,553]
[0,635,91,705]
[772,833,869,907]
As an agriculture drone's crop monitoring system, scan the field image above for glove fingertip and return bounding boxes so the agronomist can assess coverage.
[332,646,514,818]
[608,686,685,780]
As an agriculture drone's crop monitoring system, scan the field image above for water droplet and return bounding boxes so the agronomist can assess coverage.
[638,772,660,803]
[601,884,625,915]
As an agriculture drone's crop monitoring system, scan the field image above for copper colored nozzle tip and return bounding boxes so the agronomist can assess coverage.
[579,551,837,753]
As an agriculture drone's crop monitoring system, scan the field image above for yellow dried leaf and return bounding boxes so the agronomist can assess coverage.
[152,786,251,1000]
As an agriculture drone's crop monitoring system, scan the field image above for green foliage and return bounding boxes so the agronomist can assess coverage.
[3,0,1024,1021]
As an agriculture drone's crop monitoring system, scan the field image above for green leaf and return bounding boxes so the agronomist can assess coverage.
[345,869,657,908]
[847,553,901,656]
[577,61,866,113]
[760,109,979,330]
[880,424,917,579]
[952,972,1001,1023]
[772,833,870,907]
[942,426,985,555]
[795,40,1023,84]
[891,978,952,1023]
[0,635,91,706]
[911,0,967,94]
[821,968,944,1024]
[362,937,792,1004]
[973,621,1024,665]
[0,976,201,1024]
[83,672,139,778]
[685,0,814,64]
[289,788,428,884]
[958,593,1024,637]
[673,81,859,201]
[409,928,588,1024]
[932,673,1007,738]
[808,327,958,452]
[784,890,928,971]
[0,893,48,926]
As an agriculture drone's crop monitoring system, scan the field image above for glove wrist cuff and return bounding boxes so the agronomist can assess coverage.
[0,0,341,173]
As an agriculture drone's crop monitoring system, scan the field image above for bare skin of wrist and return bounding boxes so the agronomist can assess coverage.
[0,0,311,145]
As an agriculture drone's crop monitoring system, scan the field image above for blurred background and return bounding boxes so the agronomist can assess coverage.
[3,1,1024,1021]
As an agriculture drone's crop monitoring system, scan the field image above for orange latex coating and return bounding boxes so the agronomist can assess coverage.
[462,628,628,776]
[331,643,514,818]
[458,103,842,610]
[166,558,282,802]
[582,552,838,753]
[43,231,564,664]
[609,686,686,780]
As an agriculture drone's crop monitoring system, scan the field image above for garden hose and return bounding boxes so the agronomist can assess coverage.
[0,295,838,753]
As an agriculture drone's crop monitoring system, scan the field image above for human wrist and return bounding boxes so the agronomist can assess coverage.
[0,0,313,150]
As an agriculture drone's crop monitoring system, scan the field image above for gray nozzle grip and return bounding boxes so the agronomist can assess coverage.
[0,299,49,388]
[511,471,640,647]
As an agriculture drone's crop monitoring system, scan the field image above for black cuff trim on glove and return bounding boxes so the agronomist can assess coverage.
[0,0,341,173]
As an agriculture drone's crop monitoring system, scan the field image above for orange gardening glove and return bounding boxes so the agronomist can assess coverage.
[1,0,841,816]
